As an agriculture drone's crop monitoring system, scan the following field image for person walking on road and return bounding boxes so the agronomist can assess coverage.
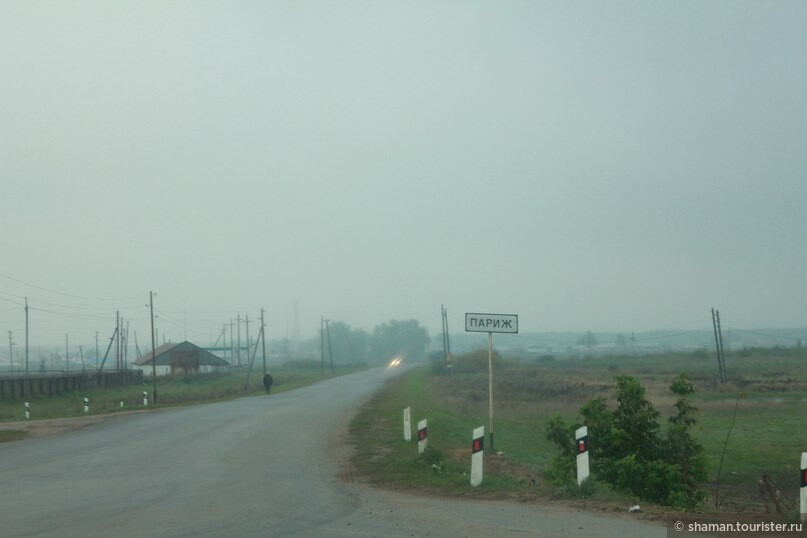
[262,372,273,394]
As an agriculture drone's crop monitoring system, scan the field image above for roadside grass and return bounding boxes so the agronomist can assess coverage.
[0,365,365,424]
[349,349,807,513]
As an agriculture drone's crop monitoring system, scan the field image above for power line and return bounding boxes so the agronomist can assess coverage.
[633,329,711,342]
[724,327,805,342]
[0,290,143,312]
[0,271,141,301]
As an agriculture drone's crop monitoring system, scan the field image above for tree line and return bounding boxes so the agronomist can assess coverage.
[270,319,430,365]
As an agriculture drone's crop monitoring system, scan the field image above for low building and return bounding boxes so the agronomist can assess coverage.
[133,341,229,376]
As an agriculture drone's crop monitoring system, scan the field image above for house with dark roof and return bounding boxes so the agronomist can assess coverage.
[133,341,229,376]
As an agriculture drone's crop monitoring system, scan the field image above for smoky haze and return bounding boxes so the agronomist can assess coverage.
[1,2,806,348]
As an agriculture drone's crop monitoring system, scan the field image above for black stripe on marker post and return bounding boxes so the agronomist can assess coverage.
[472,436,484,454]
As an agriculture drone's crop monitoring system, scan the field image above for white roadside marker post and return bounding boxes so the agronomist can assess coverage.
[83,397,89,414]
[471,426,485,487]
[120,401,124,409]
[143,391,148,406]
[417,419,428,454]
[800,452,806,523]
[576,426,590,486]
[24,401,30,420]
[403,407,411,442]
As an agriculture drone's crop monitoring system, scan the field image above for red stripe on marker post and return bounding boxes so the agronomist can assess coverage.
[575,426,590,486]
[471,426,484,486]
[577,436,588,455]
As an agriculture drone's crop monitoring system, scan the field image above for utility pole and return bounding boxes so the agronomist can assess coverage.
[95,331,99,366]
[324,318,334,373]
[293,300,300,355]
[115,311,120,372]
[25,296,29,374]
[221,324,227,363]
[229,319,234,364]
[150,291,157,404]
[260,308,267,374]
[441,305,448,369]
[78,346,85,371]
[245,313,252,368]
[236,314,242,367]
[441,305,452,376]
[716,310,726,380]
[320,315,324,375]
[711,308,725,384]
[124,321,130,368]
[8,331,15,373]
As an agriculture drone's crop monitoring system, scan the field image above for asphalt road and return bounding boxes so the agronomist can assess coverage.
[0,366,668,537]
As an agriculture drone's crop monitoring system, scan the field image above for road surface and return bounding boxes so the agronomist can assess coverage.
[0,366,667,537]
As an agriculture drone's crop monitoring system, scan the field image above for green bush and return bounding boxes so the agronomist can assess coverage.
[546,374,707,510]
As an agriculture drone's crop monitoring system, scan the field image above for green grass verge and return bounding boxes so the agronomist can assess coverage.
[349,350,807,512]
[0,365,365,424]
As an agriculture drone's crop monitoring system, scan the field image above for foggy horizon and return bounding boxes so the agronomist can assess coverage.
[2,2,805,350]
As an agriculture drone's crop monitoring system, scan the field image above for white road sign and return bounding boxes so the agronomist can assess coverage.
[465,313,518,334]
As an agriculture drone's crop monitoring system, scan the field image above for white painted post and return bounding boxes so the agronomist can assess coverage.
[575,426,590,485]
[24,401,30,420]
[83,397,89,414]
[471,426,485,487]
[143,391,148,406]
[417,419,428,454]
[120,401,124,409]
[800,452,806,523]
[403,407,411,442]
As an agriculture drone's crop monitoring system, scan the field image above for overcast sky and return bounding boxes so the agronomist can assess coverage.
[1,1,805,349]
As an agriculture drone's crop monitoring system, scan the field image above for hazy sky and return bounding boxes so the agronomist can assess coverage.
[1,1,805,348]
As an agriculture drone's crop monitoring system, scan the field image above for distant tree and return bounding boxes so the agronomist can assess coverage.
[368,319,429,363]
[325,321,352,362]
[324,321,369,363]
[349,328,369,363]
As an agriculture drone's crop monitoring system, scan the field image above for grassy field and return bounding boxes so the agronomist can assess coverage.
[349,348,807,515]
[0,364,365,424]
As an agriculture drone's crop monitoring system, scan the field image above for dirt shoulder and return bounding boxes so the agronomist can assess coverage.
[0,410,151,441]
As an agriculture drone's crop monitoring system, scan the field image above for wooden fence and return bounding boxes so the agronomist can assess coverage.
[0,370,144,401]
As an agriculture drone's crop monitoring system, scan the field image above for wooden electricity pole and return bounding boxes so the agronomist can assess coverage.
[712,308,726,383]
[245,313,252,369]
[260,308,267,374]
[150,291,157,404]
[7,331,14,372]
[236,314,242,367]
[324,318,334,373]
[320,316,324,375]
[25,297,29,374]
